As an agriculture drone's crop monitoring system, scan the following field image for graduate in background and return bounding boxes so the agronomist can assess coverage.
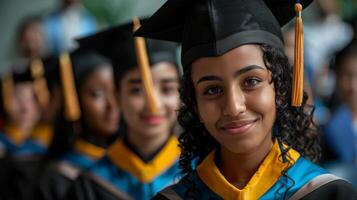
[34,49,120,200]
[135,0,357,199]
[0,62,41,156]
[0,61,46,200]
[64,19,181,200]
[321,40,357,186]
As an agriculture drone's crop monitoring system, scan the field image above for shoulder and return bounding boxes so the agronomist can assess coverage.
[65,171,135,200]
[294,175,357,200]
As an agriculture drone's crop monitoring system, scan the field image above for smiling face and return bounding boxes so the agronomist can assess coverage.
[192,44,276,154]
[119,62,180,140]
[79,65,119,138]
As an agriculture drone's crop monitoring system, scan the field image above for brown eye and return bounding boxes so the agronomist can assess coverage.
[244,77,261,88]
[203,86,223,96]
[91,89,105,99]
[128,87,143,95]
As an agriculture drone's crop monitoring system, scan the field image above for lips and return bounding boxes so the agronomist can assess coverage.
[141,115,165,125]
[219,119,257,135]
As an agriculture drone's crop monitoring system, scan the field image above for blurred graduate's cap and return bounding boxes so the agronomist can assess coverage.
[76,18,179,77]
[135,0,313,106]
[0,60,33,115]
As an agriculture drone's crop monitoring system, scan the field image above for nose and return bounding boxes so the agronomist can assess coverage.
[106,92,118,111]
[144,89,163,114]
[223,86,246,116]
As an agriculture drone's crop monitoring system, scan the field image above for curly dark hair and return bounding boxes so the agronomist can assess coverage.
[177,44,321,179]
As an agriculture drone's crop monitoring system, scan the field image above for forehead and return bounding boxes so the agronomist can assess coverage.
[191,44,265,79]
[122,62,178,81]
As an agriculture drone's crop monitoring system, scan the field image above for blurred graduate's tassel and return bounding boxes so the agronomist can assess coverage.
[1,72,14,115]
[133,18,159,114]
[291,2,304,107]
[59,52,81,121]
[31,58,50,109]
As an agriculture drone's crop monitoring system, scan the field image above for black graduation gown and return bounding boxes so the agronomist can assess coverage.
[33,138,107,200]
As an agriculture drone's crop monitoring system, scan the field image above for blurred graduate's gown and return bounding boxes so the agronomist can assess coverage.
[0,123,53,200]
[64,136,181,200]
[154,140,357,200]
[35,137,107,200]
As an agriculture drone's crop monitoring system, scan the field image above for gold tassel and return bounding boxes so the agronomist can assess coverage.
[59,52,81,121]
[133,18,159,114]
[1,72,14,115]
[31,58,50,109]
[292,3,304,107]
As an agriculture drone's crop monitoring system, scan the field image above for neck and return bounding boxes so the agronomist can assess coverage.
[4,122,32,144]
[81,128,114,148]
[127,129,170,159]
[218,137,273,189]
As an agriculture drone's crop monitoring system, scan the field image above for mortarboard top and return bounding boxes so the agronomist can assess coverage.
[135,0,313,67]
[8,60,33,84]
[76,19,179,78]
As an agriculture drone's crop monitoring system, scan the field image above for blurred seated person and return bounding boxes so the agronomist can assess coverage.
[42,0,97,55]
[322,40,357,186]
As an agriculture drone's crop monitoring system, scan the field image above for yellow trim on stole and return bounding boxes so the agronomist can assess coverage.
[3,124,28,145]
[74,139,106,160]
[31,123,54,147]
[107,136,180,183]
[197,140,300,200]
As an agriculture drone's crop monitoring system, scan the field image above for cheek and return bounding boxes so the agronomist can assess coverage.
[81,98,104,119]
[120,95,144,119]
[247,86,276,122]
[164,94,180,111]
[197,97,221,125]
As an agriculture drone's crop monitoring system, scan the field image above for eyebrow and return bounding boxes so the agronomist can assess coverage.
[128,78,141,84]
[196,65,266,85]
[234,65,266,77]
[161,77,178,84]
[128,77,178,84]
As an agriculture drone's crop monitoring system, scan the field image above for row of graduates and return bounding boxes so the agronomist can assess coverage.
[0,19,181,200]
[1,0,357,200]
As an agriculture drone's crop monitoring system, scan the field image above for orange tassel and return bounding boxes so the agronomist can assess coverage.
[133,18,159,114]
[1,72,14,115]
[31,58,50,109]
[292,3,304,107]
[59,52,81,121]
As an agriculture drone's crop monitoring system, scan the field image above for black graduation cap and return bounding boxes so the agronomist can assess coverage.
[76,19,179,77]
[70,49,111,88]
[135,0,313,66]
[9,61,33,83]
[0,60,33,115]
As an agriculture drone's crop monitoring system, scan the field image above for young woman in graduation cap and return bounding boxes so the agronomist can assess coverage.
[34,49,120,200]
[64,19,181,200]
[0,62,44,157]
[135,0,357,199]
[0,62,44,200]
